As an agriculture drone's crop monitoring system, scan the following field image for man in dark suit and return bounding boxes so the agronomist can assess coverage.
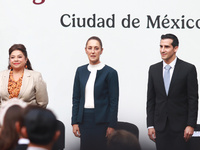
[147,33,198,150]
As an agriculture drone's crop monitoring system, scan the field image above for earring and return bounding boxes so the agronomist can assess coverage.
[25,65,27,69]
[10,66,12,70]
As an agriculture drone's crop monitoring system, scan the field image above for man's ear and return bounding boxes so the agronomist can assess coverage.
[174,46,178,53]
[21,126,28,138]
[15,121,21,133]
[53,130,61,142]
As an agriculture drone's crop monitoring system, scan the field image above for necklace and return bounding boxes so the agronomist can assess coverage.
[8,70,24,99]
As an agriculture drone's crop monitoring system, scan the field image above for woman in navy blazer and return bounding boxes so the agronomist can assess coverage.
[72,36,119,150]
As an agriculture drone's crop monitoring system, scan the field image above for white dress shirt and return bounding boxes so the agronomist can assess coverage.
[27,147,48,150]
[162,57,177,81]
[18,138,30,144]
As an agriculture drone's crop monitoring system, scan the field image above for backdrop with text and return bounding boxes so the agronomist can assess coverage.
[0,1,200,149]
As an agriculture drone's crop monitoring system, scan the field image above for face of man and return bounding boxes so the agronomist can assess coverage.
[160,39,178,64]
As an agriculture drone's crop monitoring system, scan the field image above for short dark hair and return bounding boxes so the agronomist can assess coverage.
[24,108,58,145]
[107,130,141,150]
[161,34,179,47]
[85,36,103,49]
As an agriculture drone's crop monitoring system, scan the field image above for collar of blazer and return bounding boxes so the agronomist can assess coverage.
[18,69,31,98]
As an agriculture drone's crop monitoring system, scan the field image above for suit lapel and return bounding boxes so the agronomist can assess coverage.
[168,58,181,95]
[157,62,167,96]
[81,65,90,93]
[2,70,10,99]
[18,69,31,98]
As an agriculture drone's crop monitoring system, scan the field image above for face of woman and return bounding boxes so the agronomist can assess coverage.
[9,50,27,71]
[85,39,103,65]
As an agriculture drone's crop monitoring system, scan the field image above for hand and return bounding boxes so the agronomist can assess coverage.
[184,126,194,142]
[106,127,115,138]
[148,128,156,142]
[72,124,81,137]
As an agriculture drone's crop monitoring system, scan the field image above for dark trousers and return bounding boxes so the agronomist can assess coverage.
[156,120,190,150]
[79,109,108,150]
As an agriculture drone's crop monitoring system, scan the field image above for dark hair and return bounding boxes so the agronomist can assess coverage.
[25,108,58,145]
[107,130,141,150]
[0,105,24,150]
[20,105,42,128]
[85,36,103,49]
[8,44,33,70]
[161,34,179,47]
